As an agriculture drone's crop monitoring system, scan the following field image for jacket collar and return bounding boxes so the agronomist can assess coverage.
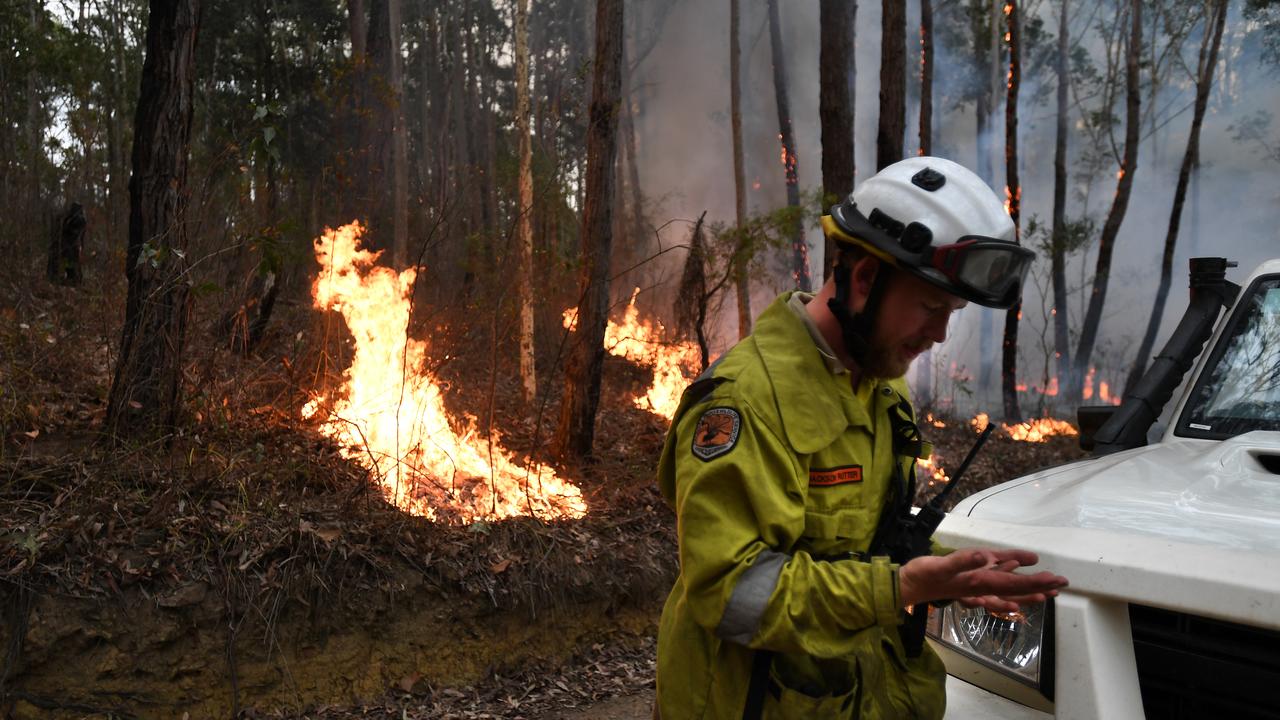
[754,293,879,454]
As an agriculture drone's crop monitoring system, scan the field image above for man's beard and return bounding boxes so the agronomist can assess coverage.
[860,343,909,380]
[861,339,927,380]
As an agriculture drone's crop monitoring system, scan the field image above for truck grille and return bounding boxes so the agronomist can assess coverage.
[1130,604,1280,719]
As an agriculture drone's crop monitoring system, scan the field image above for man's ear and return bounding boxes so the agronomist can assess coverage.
[848,256,881,313]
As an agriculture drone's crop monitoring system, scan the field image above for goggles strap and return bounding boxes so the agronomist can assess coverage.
[827,251,891,367]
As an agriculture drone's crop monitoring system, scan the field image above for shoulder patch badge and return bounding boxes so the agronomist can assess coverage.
[691,407,741,461]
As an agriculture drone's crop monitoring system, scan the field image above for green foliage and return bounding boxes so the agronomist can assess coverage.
[135,241,186,270]
[1245,0,1280,65]
[1229,110,1280,164]
[1024,213,1097,258]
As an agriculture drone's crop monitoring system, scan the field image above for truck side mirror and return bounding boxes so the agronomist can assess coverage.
[1077,406,1118,452]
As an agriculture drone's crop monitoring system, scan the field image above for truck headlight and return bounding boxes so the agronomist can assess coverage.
[926,600,1048,688]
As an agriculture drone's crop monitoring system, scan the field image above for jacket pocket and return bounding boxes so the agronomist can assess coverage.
[801,505,875,559]
[762,658,859,720]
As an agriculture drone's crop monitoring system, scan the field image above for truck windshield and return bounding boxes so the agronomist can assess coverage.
[1180,275,1280,438]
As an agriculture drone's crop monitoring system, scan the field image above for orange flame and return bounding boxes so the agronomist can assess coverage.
[969,411,1076,442]
[917,455,950,487]
[1003,417,1078,442]
[304,222,586,522]
[563,288,700,420]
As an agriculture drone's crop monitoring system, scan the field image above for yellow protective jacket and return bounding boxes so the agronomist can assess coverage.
[655,293,947,720]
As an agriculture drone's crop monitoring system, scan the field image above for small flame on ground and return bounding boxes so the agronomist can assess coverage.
[1003,417,1078,442]
[969,411,1076,442]
[918,454,950,487]
[563,288,700,421]
[305,222,586,523]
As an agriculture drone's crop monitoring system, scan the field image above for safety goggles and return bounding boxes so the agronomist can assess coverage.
[926,238,1035,307]
[826,204,1035,308]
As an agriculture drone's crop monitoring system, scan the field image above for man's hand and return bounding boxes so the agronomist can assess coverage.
[899,549,1068,614]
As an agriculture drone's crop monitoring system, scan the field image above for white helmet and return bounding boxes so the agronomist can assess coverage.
[822,156,1033,309]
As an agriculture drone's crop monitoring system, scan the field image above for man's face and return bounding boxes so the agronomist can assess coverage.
[861,270,967,380]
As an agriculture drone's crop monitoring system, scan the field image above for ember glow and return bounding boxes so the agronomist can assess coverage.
[304,222,587,522]
[563,288,699,421]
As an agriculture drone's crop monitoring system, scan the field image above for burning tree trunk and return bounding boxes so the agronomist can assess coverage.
[767,0,811,292]
[1125,0,1228,395]
[916,0,934,405]
[918,0,933,157]
[1001,0,1023,423]
[676,212,712,370]
[1070,0,1142,403]
[514,0,537,405]
[106,0,202,438]
[387,0,408,269]
[819,0,856,276]
[556,0,624,460]
[876,0,906,170]
[729,0,751,337]
[1050,0,1071,405]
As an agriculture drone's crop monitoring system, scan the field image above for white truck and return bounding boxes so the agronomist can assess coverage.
[928,257,1280,719]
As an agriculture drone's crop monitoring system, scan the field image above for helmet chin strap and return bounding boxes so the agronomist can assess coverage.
[827,253,892,368]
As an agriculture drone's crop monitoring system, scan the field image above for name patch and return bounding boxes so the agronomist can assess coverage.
[809,465,863,487]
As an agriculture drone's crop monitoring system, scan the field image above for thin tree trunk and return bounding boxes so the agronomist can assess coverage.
[1124,0,1228,394]
[1001,0,1022,422]
[420,8,441,216]
[877,0,906,170]
[819,0,856,216]
[973,4,992,184]
[515,0,537,405]
[977,0,1000,398]
[387,0,408,268]
[916,0,934,405]
[622,49,645,262]
[767,0,811,291]
[1051,0,1071,407]
[108,0,130,242]
[918,0,933,156]
[106,0,202,439]
[556,0,624,459]
[347,0,366,60]
[1071,0,1142,403]
[730,0,752,337]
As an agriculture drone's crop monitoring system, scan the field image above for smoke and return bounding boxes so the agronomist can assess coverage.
[630,0,1278,415]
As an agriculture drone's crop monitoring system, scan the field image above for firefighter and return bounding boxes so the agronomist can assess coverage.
[654,156,1068,719]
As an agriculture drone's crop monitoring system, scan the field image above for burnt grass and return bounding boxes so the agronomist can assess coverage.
[0,267,1084,717]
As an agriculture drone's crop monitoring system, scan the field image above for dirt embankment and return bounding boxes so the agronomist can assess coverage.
[3,575,658,718]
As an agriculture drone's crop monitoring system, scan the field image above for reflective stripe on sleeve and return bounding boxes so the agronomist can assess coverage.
[715,550,787,646]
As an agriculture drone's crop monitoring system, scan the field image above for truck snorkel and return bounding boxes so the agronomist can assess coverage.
[1080,257,1241,455]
